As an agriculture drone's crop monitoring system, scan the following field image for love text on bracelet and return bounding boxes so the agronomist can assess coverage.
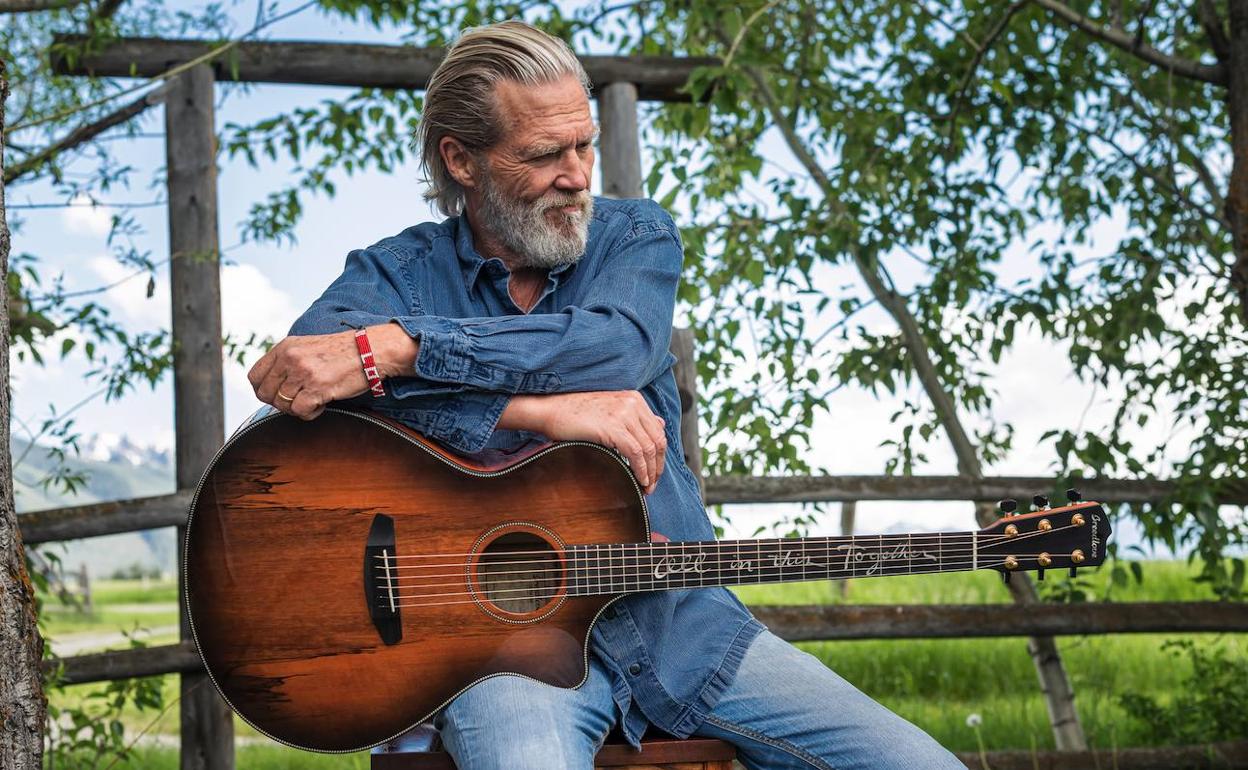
[354,328,386,398]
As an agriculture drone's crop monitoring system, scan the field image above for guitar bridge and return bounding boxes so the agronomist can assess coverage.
[364,514,402,645]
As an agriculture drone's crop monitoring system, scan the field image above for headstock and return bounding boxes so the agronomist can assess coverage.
[976,489,1111,584]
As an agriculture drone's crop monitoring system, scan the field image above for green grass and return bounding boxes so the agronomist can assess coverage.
[40,562,1246,766]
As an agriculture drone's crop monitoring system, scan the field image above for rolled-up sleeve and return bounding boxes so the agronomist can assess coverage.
[288,246,510,454]
[387,215,682,398]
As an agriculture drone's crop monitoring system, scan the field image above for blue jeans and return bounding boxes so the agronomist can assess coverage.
[435,629,965,769]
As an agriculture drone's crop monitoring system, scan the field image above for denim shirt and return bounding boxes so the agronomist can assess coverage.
[287,196,763,746]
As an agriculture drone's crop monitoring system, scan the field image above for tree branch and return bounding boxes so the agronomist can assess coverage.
[1033,0,1227,85]
[4,83,167,185]
[944,0,1030,149]
[1197,0,1232,61]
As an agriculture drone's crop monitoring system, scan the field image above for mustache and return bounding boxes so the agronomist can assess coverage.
[538,191,592,211]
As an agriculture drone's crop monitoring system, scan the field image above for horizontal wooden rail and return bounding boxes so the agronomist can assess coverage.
[43,603,1245,686]
[43,641,201,685]
[50,36,718,102]
[19,491,192,545]
[704,474,1248,505]
[19,473,1247,546]
[751,602,1248,641]
[954,741,1248,770]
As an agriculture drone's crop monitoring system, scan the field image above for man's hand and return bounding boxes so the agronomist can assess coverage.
[247,323,417,420]
[501,391,667,495]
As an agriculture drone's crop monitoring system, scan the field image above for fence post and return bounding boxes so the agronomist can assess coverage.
[165,63,233,770]
[838,501,856,598]
[597,81,643,199]
[670,328,704,496]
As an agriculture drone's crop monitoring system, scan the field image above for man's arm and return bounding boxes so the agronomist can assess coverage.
[264,202,683,399]
[386,216,680,398]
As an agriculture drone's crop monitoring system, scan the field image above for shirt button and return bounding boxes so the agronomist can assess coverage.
[628,663,642,676]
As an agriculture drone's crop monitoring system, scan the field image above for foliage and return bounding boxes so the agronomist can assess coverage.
[621,0,1244,594]
[26,551,168,769]
[1117,639,1248,744]
[2,0,1243,585]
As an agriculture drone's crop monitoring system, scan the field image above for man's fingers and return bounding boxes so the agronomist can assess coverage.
[615,434,648,489]
[247,350,276,392]
[645,414,667,485]
[290,389,322,421]
[634,418,659,492]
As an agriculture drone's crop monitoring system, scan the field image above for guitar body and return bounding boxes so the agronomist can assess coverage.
[186,409,647,753]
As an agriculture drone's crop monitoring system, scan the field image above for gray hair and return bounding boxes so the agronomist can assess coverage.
[416,21,592,217]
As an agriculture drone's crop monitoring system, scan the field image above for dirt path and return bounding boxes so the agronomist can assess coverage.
[49,624,180,657]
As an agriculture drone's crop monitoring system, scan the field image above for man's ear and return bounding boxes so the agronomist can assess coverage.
[440,136,479,190]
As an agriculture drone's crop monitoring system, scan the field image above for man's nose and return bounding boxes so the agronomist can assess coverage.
[554,148,590,191]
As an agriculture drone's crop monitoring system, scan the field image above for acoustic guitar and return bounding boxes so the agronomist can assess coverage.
[184,408,1110,753]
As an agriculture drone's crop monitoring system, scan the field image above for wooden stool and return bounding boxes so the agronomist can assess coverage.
[371,722,737,770]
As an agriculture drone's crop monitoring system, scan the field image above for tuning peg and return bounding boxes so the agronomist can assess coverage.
[1066,488,1082,503]
[1068,567,1078,578]
[1036,569,1045,581]
[998,499,1018,516]
[1032,494,1049,510]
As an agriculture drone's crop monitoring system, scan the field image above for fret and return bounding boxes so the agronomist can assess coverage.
[626,542,639,595]
[569,545,580,597]
[600,543,609,594]
[937,533,943,575]
[647,541,656,591]
[612,544,623,593]
[908,533,913,576]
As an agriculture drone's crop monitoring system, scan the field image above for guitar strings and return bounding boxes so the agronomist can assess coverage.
[379,555,1060,609]
[377,543,1053,584]
[371,523,1080,577]
[370,524,1085,602]
[371,527,1044,562]
[377,552,1081,599]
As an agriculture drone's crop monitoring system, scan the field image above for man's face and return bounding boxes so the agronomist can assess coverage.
[471,75,597,268]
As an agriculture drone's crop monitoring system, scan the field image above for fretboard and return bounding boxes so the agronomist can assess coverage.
[566,533,979,597]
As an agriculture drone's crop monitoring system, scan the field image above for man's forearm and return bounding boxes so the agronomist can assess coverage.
[368,322,420,378]
[496,395,550,434]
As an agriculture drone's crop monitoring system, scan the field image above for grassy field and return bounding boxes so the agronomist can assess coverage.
[38,562,1245,767]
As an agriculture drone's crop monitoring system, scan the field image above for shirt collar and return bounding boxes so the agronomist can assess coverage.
[453,212,578,291]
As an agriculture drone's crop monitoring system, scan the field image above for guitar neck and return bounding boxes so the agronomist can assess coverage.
[566,532,981,597]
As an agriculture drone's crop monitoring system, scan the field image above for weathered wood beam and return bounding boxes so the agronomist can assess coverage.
[954,742,1248,770]
[50,36,716,102]
[597,81,643,197]
[751,602,1248,641]
[704,474,1248,505]
[18,491,191,545]
[42,642,202,685]
[43,604,1246,687]
[165,62,233,770]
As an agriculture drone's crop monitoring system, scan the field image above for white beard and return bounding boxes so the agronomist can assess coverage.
[475,169,593,269]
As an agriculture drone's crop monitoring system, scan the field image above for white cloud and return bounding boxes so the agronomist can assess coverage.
[62,194,115,237]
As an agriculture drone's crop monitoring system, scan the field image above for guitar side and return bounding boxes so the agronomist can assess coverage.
[185,409,648,753]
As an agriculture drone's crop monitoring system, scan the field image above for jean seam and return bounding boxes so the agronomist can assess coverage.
[703,714,836,770]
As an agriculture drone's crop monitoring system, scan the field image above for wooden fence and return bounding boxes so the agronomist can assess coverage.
[24,34,1248,770]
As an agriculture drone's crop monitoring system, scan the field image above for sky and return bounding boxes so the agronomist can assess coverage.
[6,0,1232,555]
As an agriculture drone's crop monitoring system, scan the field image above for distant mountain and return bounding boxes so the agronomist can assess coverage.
[14,434,178,578]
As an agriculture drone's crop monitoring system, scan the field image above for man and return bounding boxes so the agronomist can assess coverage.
[247,20,964,770]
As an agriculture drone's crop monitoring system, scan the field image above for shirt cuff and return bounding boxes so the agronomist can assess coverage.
[374,390,510,454]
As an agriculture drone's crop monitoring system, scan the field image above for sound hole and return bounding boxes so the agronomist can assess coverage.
[478,531,563,614]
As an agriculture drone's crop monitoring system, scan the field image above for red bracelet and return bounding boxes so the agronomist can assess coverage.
[354,328,386,398]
